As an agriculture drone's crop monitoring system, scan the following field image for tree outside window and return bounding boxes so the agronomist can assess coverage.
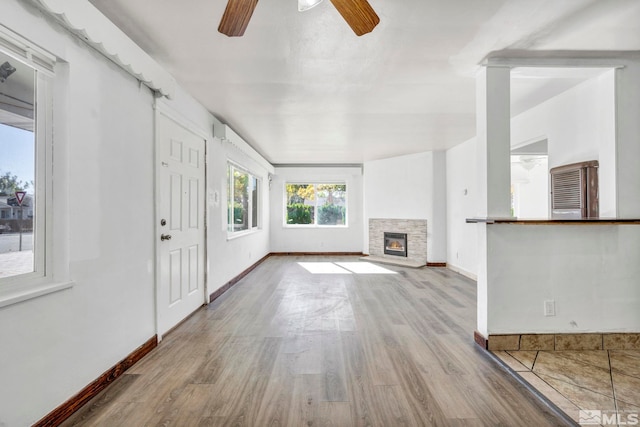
[228,164,259,233]
[285,183,346,226]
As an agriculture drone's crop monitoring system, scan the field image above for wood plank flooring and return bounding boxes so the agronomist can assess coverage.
[62,256,571,426]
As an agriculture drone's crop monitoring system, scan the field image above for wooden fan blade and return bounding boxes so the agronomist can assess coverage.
[218,0,259,37]
[329,0,380,36]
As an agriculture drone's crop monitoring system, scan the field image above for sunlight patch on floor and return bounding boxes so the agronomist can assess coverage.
[298,262,352,274]
[336,262,397,275]
[298,261,397,275]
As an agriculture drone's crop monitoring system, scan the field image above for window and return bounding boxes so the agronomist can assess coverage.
[0,50,38,280]
[228,163,260,233]
[285,183,347,226]
[0,28,72,307]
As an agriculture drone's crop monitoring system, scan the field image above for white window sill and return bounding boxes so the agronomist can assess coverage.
[227,228,261,241]
[0,280,75,309]
[282,224,348,229]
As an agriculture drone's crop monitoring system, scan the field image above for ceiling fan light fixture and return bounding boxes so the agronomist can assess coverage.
[298,0,323,12]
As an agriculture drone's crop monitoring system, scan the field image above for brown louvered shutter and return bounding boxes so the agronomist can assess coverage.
[550,161,599,219]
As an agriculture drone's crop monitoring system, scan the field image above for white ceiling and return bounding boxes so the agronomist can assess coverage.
[88,0,640,164]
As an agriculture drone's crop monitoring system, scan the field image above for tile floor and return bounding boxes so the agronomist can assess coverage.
[492,349,640,425]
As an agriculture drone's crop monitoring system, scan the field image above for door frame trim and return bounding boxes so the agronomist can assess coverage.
[153,99,209,341]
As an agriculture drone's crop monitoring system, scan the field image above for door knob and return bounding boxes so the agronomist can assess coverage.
[160,234,172,241]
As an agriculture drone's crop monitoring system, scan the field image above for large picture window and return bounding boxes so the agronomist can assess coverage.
[228,163,260,233]
[285,183,347,226]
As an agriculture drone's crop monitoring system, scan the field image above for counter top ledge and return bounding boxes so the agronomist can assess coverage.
[465,217,640,225]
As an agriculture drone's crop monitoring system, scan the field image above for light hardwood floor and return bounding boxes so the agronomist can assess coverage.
[62,256,571,426]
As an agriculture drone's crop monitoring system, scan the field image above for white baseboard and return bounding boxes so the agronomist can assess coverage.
[447,264,477,281]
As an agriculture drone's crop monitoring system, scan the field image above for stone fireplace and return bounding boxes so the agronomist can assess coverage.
[368,219,427,266]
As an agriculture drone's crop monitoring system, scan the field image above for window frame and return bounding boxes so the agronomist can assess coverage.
[0,29,73,307]
[283,181,348,228]
[227,161,261,238]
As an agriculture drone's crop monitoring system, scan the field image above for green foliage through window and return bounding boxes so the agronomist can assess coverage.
[285,183,346,226]
[228,164,260,232]
[287,203,314,224]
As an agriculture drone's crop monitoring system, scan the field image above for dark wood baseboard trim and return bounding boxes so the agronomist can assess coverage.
[209,253,271,302]
[270,252,363,256]
[33,335,158,427]
[474,330,488,349]
[427,262,447,267]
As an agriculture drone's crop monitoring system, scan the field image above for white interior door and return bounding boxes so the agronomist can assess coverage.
[156,111,206,336]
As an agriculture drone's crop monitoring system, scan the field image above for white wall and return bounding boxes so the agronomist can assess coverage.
[209,123,273,292]
[270,166,363,253]
[0,2,156,425]
[363,151,447,263]
[511,71,617,217]
[487,224,640,334]
[0,2,274,426]
[445,138,478,278]
[511,157,549,218]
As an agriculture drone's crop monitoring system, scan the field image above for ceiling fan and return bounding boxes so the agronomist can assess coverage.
[218,0,380,37]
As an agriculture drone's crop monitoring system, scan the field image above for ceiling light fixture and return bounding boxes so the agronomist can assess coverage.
[298,0,323,12]
[218,0,379,37]
[0,61,16,83]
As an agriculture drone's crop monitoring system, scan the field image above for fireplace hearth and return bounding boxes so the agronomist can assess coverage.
[384,232,407,257]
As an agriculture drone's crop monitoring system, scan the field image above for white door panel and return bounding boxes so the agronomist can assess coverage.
[157,112,206,335]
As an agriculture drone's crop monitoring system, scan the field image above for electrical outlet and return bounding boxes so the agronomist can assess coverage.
[544,300,556,317]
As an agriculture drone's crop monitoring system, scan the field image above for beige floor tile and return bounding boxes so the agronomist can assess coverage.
[506,351,538,370]
[612,371,640,407]
[533,351,613,397]
[493,351,530,372]
[537,373,616,412]
[616,400,640,415]
[518,372,582,423]
[556,350,611,370]
[494,348,639,423]
[610,350,640,378]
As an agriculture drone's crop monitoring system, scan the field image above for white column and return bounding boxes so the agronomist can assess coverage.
[475,65,511,337]
[476,66,512,218]
[615,62,640,217]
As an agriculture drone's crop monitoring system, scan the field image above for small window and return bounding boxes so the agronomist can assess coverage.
[285,183,347,226]
[228,163,260,233]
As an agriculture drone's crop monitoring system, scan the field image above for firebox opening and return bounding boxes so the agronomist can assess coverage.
[384,232,407,257]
